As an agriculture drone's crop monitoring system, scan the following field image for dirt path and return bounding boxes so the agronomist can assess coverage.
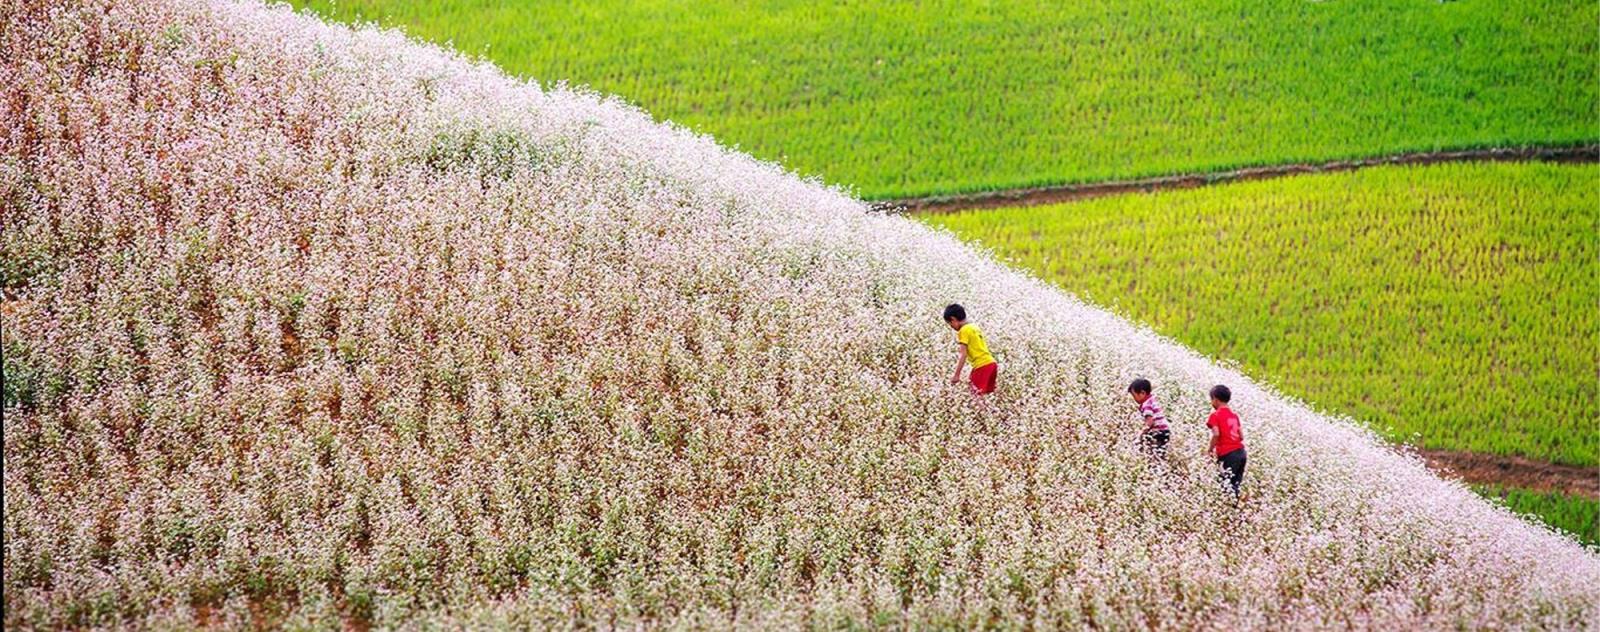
[879,145,1598,214]
[1420,449,1597,500]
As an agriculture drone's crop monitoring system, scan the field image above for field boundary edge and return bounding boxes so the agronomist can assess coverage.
[879,144,1600,215]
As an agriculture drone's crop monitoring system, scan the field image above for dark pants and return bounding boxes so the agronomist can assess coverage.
[1140,429,1170,460]
[1217,448,1247,497]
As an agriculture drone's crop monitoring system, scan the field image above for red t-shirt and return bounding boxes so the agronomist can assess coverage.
[1207,407,1244,457]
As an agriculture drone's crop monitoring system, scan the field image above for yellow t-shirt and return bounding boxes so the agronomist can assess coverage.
[957,323,995,369]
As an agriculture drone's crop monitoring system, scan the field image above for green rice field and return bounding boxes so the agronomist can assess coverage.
[927,162,1598,467]
[290,0,1598,199]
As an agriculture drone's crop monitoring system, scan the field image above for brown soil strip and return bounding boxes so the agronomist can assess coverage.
[879,145,1599,214]
[1417,449,1596,500]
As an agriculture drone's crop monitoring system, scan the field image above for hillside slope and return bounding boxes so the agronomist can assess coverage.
[3,0,1598,628]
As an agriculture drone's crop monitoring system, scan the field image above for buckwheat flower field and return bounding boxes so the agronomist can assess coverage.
[3,0,1597,629]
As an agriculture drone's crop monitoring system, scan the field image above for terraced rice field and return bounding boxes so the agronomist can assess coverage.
[289,0,1598,199]
[927,162,1598,468]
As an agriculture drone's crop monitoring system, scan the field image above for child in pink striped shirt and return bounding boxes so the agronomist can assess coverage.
[1128,378,1169,461]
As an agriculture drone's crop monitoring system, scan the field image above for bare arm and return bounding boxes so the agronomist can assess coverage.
[950,344,967,384]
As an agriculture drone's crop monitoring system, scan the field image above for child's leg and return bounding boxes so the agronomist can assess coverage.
[967,364,998,417]
[1233,450,1248,498]
[1220,449,1246,498]
[1215,452,1239,497]
[972,385,995,415]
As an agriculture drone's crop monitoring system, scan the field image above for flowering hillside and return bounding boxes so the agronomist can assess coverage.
[3,0,1597,629]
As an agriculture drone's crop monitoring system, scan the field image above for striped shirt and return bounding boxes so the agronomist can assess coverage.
[1140,396,1169,432]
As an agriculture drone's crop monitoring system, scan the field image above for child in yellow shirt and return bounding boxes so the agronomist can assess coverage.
[943,304,997,395]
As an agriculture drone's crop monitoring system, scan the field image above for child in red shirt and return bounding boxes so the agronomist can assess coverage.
[1206,384,1246,500]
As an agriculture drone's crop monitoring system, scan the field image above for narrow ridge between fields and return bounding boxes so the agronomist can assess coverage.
[1420,449,1597,500]
[879,145,1599,214]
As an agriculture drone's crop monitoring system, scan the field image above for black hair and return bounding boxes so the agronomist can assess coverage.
[1128,378,1152,394]
[942,303,966,322]
[1209,384,1232,403]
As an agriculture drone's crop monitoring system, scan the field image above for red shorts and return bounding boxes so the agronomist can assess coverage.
[969,362,998,394]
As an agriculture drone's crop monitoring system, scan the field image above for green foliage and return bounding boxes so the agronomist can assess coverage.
[1476,486,1598,547]
[289,0,1597,199]
[928,162,1598,467]
[1,339,36,411]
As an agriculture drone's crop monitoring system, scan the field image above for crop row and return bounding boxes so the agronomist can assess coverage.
[290,0,1598,199]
